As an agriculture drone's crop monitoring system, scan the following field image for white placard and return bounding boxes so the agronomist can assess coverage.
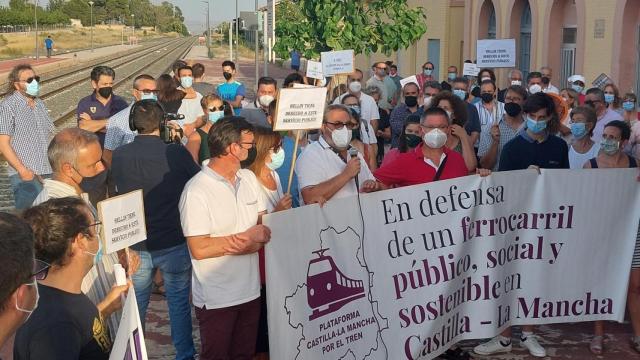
[98,190,147,254]
[306,60,325,80]
[109,287,149,360]
[399,75,419,88]
[273,87,327,131]
[264,169,640,360]
[463,62,480,76]
[321,50,355,76]
[476,39,516,68]
[292,83,317,89]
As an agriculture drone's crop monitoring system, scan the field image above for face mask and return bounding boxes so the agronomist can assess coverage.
[259,95,274,108]
[504,102,522,117]
[267,147,285,170]
[604,93,615,104]
[140,92,157,101]
[447,72,456,81]
[541,77,551,85]
[348,105,361,115]
[423,69,433,76]
[97,86,113,99]
[331,126,352,149]
[208,110,224,124]
[240,147,258,168]
[424,96,432,107]
[15,279,39,323]
[404,96,418,108]
[77,169,107,193]
[180,76,193,89]
[480,93,494,103]
[526,116,547,134]
[423,128,447,149]
[600,138,620,155]
[453,89,467,101]
[390,70,397,76]
[529,84,542,94]
[377,69,386,77]
[623,101,636,111]
[571,84,583,93]
[404,133,422,148]
[25,80,40,97]
[84,235,103,265]
[481,76,491,82]
[223,72,233,81]
[570,122,587,139]
[348,81,362,93]
[511,80,522,86]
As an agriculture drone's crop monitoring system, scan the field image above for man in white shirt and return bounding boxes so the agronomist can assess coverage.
[179,117,270,359]
[176,65,205,125]
[296,104,375,204]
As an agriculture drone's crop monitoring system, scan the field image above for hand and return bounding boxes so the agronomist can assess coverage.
[490,122,500,142]
[97,281,131,318]
[224,225,272,255]
[344,157,361,179]
[307,195,328,207]
[79,112,92,122]
[360,180,379,193]
[528,165,541,174]
[376,130,384,137]
[18,167,35,181]
[450,124,468,141]
[476,168,492,177]
[274,194,293,212]
[117,250,140,276]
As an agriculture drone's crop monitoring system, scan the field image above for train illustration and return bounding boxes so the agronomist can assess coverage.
[306,248,366,321]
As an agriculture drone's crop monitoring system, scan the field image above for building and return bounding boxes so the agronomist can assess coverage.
[357,0,640,95]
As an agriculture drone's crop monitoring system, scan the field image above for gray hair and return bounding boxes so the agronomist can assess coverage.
[363,85,381,97]
[508,69,523,79]
[323,104,352,123]
[48,128,99,173]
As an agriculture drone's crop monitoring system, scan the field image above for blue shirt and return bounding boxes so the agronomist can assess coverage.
[291,51,301,66]
[216,81,246,116]
[44,38,53,49]
[498,129,570,171]
[76,92,129,146]
[276,135,301,208]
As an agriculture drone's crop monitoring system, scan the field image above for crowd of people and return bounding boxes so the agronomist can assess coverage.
[0,54,639,360]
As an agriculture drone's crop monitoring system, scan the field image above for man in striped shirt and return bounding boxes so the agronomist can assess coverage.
[474,80,505,150]
[0,64,54,210]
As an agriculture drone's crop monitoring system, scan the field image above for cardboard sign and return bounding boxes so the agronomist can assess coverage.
[109,287,149,360]
[273,87,327,131]
[292,83,317,89]
[306,60,324,80]
[399,75,419,89]
[98,190,147,254]
[321,50,355,76]
[463,63,480,76]
[476,39,516,68]
[592,73,614,90]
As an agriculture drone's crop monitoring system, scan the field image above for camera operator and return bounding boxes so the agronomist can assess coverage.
[109,99,199,359]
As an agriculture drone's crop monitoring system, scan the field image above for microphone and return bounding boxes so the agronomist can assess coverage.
[348,147,359,188]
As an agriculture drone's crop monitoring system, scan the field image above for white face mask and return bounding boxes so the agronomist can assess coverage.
[424,96,432,107]
[423,128,447,149]
[258,95,275,107]
[330,126,352,149]
[15,279,39,323]
[511,80,522,86]
[529,84,542,94]
[348,81,362,93]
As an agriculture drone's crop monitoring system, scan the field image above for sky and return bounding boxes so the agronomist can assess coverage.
[0,0,268,32]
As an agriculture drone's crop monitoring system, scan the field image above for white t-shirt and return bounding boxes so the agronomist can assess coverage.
[260,170,284,212]
[177,92,204,124]
[179,165,266,309]
[295,136,374,203]
[569,142,601,169]
[333,92,380,144]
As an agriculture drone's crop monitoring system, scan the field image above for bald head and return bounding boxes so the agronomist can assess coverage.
[48,128,100,173]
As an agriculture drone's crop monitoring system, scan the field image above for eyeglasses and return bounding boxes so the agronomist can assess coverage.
[19,76,41,84]
[30,259,50,281]
[237,142,256,149]
[324,121,357,130]
[137,89,158,94]
[375,66,387,71]
[208,105,225,112]
[83,221,103,238]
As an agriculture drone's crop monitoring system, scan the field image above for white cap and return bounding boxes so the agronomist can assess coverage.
[568,74,586,84]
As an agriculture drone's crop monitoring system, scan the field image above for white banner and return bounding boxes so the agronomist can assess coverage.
[264,169,640,360]
[476,39,516,68]
[109,287,148,360]
[321,50,355,76]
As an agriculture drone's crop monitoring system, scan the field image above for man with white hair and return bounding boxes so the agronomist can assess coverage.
[498,69,523,102]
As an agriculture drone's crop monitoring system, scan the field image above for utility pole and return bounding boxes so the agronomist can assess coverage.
[34,0,39,60]
[254,0,259,90]
[89,1,94,52]
[235,0,239,62]
[229,21,233,60]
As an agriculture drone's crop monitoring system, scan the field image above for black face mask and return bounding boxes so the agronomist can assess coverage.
[504,102,522,117]
[77,169,108,193]
[223,72,233,81]
[480,93,494,103]
[541,76,550,85]
[404,96,418,108]
[404,134,422,148]
[240,147,258,168]
[97,87,113,99]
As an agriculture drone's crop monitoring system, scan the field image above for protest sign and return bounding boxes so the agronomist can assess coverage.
[292,83,317,89]
[400,75,419,89]
[264,169,640,360]
[592,73,614,90]
[321,50,355,76]
[306,60,325,80]
[109,287,148,360]
[273,87,327,131]
[463,63,480,77]
[98,190,147,254]
[476,39,516,68]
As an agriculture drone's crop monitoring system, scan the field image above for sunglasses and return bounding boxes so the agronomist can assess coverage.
[19,76,41,84]
[31,259,50,281]
[584,100,601,106]
[208,105,225,112]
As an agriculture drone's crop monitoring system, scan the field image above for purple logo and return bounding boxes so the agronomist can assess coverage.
[306,248,366,321]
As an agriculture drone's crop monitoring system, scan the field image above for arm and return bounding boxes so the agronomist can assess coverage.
[478,123,500,170]
[228,95,244,108]
[102,149,113,169]
[78,113,108,133]
[468,132,480,147]
[301,169,354,205]
[451,125,477,172]
[0,134,34,180]
[185,132,202,163]
[96,282,130,318]
[186,224,271,260]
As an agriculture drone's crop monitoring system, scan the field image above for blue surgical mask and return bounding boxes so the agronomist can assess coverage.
[570,122,587,139]
[141,93,157,101]
[180,76,193,89]
[453,89,466,101]
[571,84,583,93]
[604,93,615,104]
[423,69,433,76]
[348,105,361,115]
[447,72,456,81]
[267,147,286,171]
[600,138,620,155]
[623,101,635,111]
[26,80,40,97]
[526,116,547,134]
[84,237,103,265]
[208,110,224,124]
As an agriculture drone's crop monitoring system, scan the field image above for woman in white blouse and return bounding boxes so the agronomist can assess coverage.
[568,106,600,169]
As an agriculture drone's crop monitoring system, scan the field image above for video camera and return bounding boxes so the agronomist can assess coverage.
[161,112,186,144]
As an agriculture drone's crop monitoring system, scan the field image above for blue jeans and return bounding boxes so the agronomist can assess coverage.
[132,243,195,360]
[10,174,45,210]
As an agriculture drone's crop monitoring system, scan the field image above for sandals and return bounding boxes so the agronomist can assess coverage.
[590,335,603,355]
[631,335,640,353]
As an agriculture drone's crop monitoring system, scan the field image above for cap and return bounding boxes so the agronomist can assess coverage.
[568,75,586,84]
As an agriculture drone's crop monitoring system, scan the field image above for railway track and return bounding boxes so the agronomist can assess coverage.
[0,36,196,210]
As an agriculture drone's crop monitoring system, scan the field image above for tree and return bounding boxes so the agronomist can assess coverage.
[273,0,427,60]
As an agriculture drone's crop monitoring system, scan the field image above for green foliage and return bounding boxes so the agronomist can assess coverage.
[274,0,427,59]
[0,4,71,26]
